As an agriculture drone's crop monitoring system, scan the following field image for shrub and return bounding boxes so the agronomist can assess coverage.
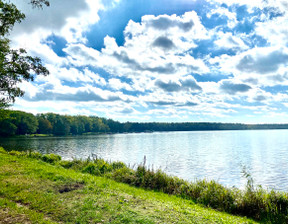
[8,150,25,156]
[97,160,112,174]
[151,170,170,191]
[110,167,135,184]
[27,151,43,159]
[265,191,288,223]
[59,160,75,169]
[65,159,90,170]
[195,180,236,212]
[0,147,7,154]
[111,161,126,170]
[82,163,101,176]
[42,154,61,164]
[134,165,146,187]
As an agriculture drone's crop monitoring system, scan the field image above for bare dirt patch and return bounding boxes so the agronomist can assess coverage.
[58,183,84,193]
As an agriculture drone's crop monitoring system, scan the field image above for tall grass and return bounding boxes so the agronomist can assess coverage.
[1,147,288,223]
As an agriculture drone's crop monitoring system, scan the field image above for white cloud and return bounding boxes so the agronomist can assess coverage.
[83,69,107,85]
[207,0,263,9]
[108,78,133,91]
[11,0,102,43]
[207,7,237,28]
[63,11,210,81]
[255,16,288,47]
[214,32,248,50]
[11,32,67,66]
[154,75,202,93]
[210,46,288,87]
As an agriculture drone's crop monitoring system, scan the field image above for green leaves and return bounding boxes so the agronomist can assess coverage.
[0,0,49,109]
[0,1,25,36]
[30,0,50,9]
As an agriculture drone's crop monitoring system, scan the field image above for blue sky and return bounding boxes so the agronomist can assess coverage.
[9,0,288,123]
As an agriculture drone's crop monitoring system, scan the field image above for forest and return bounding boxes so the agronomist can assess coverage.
[1,110,288,136]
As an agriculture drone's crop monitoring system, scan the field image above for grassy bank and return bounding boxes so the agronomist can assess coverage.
[0,148,258,223]
[34,152,288,223]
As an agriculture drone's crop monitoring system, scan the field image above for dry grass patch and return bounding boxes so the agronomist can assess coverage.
[0,208,31,224]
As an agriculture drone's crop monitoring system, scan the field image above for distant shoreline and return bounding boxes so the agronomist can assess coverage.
[1,127,288,137]
[1,124,288,138]
[1,109,288,137]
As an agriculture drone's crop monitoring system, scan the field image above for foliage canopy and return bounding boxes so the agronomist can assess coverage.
[0,0,49,109]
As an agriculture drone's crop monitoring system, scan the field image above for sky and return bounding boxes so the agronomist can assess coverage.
[9,0,288,123]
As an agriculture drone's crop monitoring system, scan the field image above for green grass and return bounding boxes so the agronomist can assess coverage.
[56,153,288,223]
[28,134,53,137]
[0,150,257,223]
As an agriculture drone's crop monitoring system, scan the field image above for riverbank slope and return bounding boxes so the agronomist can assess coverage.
[0,151,256,223]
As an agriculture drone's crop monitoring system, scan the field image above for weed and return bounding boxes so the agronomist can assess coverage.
[0,147,7,154]
[59,160,74,169]
[42,154,61,164]
[27,151,43,159]
[82,163,101,176]
[8,150,25,156]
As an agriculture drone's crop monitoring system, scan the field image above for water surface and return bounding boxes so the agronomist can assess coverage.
[1,129,287,191]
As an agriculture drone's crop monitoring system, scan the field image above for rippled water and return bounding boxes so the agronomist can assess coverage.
[1,129,288,191]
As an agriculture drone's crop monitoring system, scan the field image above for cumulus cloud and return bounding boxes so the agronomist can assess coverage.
[61,11,210,83]
[111,50,177,74]
[118,107,135,114]
[210,46,288,89]
[236,49,288,74]
[255,16,288,47]
[253,95,266,101]
[206,6,237,28]
[12,0,89,33]
[11,0,102,43]
[146,15,194,32]
[24,85,123,102]
[207,0,263,8]
[108,78,133,91]
[155,76,202,92]
[152,36,176,50]
[63,44,100,65]
[214,32,248,50]
[220,81,252,94]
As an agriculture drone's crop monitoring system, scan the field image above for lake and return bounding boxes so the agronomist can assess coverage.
[1,129,287,191]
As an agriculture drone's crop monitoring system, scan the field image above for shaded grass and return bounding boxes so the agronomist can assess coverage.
[0,148,257,223]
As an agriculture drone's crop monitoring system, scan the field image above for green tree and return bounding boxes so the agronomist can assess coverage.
[37,116,52,134]
[0,0,49,109]
[53,115,70,136]
[7,110,38,135]
[0,115,17,135]
[91,117,110,133]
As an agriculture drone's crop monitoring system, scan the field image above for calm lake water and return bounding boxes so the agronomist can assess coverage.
[1,129,288,191]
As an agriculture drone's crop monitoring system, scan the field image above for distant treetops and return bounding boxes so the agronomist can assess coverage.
[1,110,288,137]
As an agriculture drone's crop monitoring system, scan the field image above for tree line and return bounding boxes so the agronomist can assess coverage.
[0,110,111,136]
[1,110,288,136]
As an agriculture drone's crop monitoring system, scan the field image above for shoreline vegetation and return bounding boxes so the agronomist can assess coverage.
[1,109,288,137]
[0,147,287,223]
